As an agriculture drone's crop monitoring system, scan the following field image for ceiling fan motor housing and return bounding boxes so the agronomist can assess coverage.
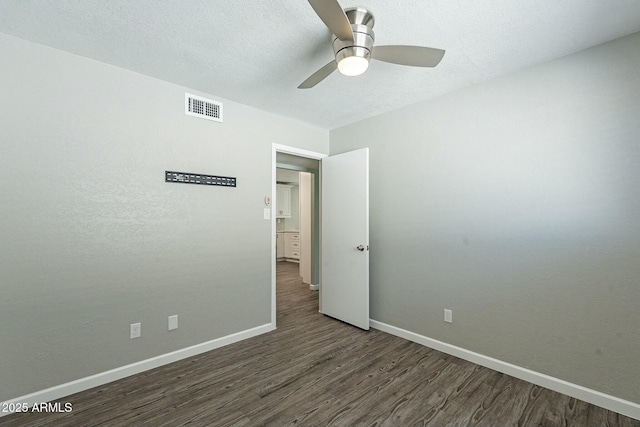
[299,2,445,88]
[332,7,375,65]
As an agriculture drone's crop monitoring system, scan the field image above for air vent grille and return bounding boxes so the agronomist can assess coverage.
[185,93,223,122]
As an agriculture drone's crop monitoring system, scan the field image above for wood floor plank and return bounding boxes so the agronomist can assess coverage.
[2,261,638,427]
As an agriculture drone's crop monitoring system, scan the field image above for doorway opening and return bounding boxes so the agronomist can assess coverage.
[276,163,319,286]
[271,145,326,326]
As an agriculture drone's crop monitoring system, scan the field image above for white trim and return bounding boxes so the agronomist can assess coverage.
[272,144,328,160]
[271,144,327,327]
[369,319,640,421]
[0,323,275,418]
[309,284,319,291]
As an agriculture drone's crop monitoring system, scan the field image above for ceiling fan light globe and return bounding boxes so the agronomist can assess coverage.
[337,55,369,76]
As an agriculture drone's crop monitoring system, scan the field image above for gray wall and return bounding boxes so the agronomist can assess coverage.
[0,33,328,401]
[330,33,640,403]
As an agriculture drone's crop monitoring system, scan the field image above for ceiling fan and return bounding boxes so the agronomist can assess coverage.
[298,0,445,89]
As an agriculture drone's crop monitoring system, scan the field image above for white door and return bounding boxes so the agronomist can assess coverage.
[321,148,369,330]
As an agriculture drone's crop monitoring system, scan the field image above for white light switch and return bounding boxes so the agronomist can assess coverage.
[444,309,453,323]
[264,208,270,220]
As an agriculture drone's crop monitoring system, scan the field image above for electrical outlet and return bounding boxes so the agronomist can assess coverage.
[444,309,453,323]
[130,322,141,338]
[168,315,178,331]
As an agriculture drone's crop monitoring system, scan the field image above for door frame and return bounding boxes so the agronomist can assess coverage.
[271,144,327,326]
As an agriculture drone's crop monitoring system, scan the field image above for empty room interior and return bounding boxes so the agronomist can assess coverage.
[1,0,639,425]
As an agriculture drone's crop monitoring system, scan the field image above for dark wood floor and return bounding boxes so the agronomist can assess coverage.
[3,261,639,426]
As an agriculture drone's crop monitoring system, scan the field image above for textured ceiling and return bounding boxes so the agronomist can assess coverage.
[1,0,640,129]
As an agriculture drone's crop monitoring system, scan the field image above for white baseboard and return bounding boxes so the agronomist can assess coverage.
[0,323,275,418]
[309,284,319,291]
[369,319,640,421]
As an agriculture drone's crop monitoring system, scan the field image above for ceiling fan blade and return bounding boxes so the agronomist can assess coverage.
[298,60,338,89]
[372,45,445,67]
[308,0,354,41]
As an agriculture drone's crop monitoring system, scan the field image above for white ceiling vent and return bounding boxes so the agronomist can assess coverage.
[185,93,223,122]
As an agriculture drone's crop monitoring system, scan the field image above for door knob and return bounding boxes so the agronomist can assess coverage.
[356,245,365,251]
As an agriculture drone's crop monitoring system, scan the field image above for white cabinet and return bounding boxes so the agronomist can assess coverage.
[276,232,284,260]
[276,184,292,218]
[284,232,300,261]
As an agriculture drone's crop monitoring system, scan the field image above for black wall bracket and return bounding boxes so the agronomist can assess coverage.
[165,171,236,187]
